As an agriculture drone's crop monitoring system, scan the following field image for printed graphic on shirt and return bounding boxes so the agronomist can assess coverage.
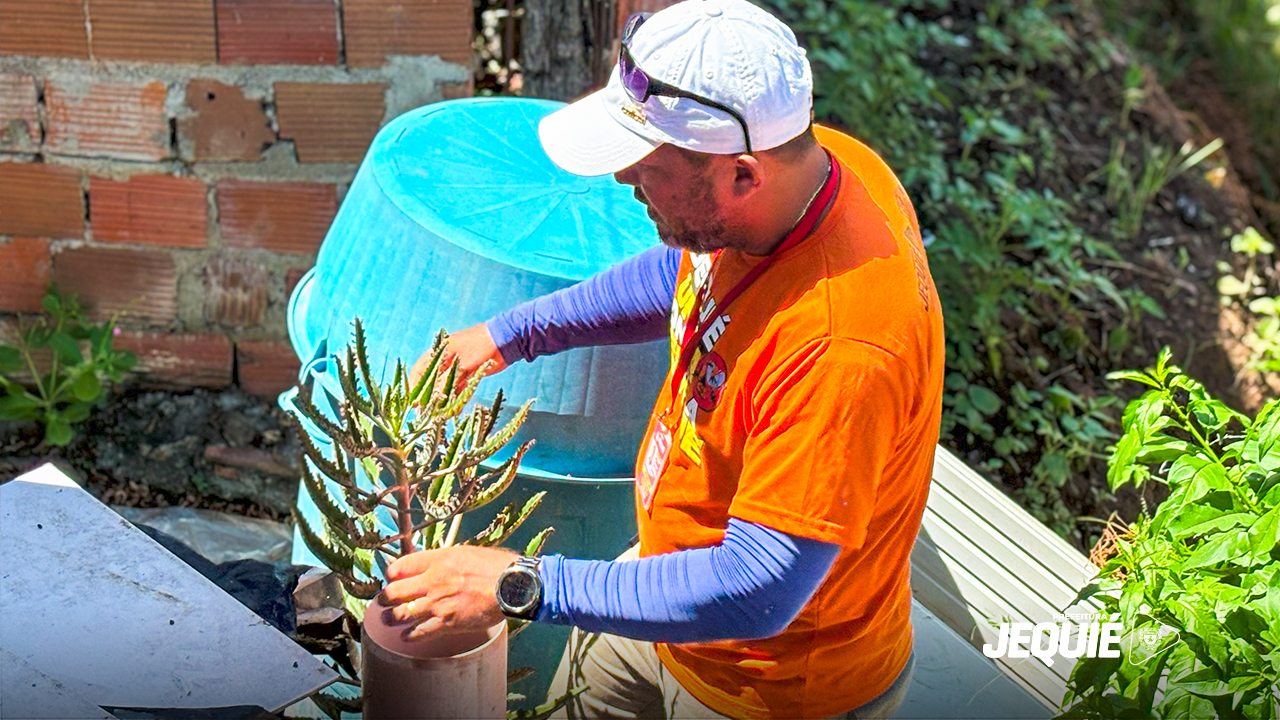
[663,252,734,467]
[894,185,931,311]
[692,352,727,411]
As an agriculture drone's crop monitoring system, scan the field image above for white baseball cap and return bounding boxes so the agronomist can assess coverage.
[538,0,814,177]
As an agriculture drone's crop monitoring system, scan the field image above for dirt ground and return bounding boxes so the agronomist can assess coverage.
[0,386,300,521]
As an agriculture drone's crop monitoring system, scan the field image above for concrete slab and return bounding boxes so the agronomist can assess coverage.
[0,463,337,716]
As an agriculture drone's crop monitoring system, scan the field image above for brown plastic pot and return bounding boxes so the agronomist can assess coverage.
[361,596,507,720]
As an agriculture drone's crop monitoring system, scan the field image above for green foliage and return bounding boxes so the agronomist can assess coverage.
[757,0,1186,543]
[0,285,136,446]
[1095,0,1280,204]
[1059,348,1280,718]
[293,318,540,604]
[1102,138,1223,240]
[1217,227,1280,373]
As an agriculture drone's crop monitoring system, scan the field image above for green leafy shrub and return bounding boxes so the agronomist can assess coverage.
[1219,227,1280,373]
[1060,348,1280,717]
[0,285,136,446]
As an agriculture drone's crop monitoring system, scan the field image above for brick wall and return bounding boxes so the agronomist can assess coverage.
[0,0,474,397]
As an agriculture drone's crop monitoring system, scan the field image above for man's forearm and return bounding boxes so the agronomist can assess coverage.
[536,518,838,643]
[486,245,680,364]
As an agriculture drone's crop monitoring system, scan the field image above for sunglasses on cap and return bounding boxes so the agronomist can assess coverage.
[618,12,754,155]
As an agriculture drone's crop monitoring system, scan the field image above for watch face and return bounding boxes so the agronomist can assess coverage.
[501,568,539,608]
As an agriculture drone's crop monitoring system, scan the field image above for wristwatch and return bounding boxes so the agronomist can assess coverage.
[495,555,543,621]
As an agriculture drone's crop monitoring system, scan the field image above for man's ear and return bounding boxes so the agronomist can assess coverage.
[732,154,764,198]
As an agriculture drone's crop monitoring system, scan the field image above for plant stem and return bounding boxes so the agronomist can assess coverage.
[443,513,463,548]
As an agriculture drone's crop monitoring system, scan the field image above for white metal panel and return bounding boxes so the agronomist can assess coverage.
[911,446,1107,712]
[930,447,1096,586]
[1,647,118,720]
[911,535,1071,706]
[0,464,337,713]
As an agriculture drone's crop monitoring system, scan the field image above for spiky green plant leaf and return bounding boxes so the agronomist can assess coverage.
[295,507,353,576]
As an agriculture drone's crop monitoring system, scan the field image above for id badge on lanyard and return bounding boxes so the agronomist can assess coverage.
[637,278,708,513]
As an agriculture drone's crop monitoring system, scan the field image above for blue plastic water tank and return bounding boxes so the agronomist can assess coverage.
[293,97,668,479]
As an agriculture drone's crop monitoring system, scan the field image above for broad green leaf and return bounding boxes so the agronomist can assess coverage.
[0,345,22,373]
[1158,688,1218,718]
[48,332,81,366]
[1107,369,1161,388]
[1181,531,1250,571]
[1109,432,1146,490]
[1167,455,1230,502]
[1218,275,1252,297]
[1231,227,1275,257]
[1134,434,1195,465]
[0,392,41,420]
[1192,402,1246,435]
[1245,401,1280,469]
[44,417,72,446]
[41,292,61,316]
[1153,347,1175,383]
[1246,507,1279,564]
[1169,512,1256,541]
[967,384,1002,415]
[62,401,91,423]
[72,371,100,402]
[1176,667,1232,698]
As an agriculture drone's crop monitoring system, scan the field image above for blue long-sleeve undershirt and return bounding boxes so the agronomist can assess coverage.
[483,245,840,640]
[485,244,681,364]
[538,518,840,642]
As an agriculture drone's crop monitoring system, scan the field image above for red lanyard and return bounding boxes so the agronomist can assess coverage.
[668,154,841,404]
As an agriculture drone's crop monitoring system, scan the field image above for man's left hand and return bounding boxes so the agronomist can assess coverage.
[381,545,519,640]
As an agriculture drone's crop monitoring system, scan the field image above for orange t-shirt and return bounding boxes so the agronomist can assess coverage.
[633,126,945,719]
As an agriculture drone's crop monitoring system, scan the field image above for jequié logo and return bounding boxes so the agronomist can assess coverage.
[982,613,1179,667]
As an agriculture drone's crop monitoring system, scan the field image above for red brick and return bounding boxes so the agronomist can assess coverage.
[217,180,336,254]
[285,266,311,298]
[88,0,216,64]
[53,246,177,325]
[179,79,275,162]
[343,0,472,67]
[0,162,85,238]
[0,0,90,59]
[90,175,208,248]
[274,83,386,163]
[236,340,300,397]
[439,79,474,101]
[44,80,171,161]
[0,238,53,313]
[1,74,40,152]
[204,255,267,327]
[114,331,233,388]
[216,0,339,65]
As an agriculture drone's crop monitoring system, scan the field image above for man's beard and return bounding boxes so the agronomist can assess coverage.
[641,187,728,254]
[657,219,729,254]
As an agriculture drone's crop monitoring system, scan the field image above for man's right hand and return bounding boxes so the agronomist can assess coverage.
[409,322,509,391]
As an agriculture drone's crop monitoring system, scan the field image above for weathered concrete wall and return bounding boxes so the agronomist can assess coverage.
[0,0,473,396]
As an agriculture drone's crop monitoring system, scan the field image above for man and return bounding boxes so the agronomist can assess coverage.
[381,0,945,717]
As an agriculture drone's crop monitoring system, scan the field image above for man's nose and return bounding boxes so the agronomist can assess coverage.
[614,165,638,186]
